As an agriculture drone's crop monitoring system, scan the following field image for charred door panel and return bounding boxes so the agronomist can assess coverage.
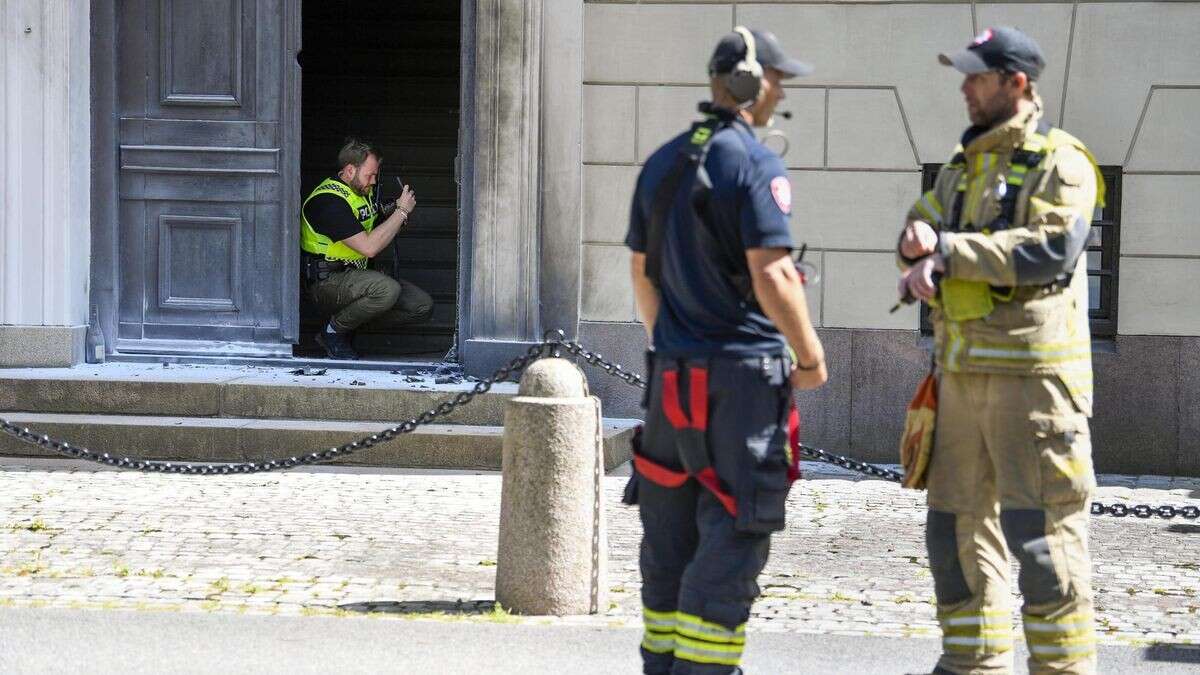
[114,0,298,355]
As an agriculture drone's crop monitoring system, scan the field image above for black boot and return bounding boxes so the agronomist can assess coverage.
[316,329,359,360]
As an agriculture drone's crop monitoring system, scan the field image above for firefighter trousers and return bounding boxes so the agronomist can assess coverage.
[927,371,1096,675]
[628,354,798,675]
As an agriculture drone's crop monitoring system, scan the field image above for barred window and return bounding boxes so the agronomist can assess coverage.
[1087,167,1120,337]
[918,164,1121,337]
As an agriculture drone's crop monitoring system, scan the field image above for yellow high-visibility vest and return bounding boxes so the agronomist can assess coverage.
[299,177,379,267]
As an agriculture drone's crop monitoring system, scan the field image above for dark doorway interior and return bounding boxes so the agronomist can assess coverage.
[298,2,460,359]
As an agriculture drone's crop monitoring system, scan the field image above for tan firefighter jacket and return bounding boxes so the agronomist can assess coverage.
[898,98,1104,415]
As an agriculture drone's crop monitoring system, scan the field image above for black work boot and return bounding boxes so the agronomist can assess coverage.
[316,329,359,360]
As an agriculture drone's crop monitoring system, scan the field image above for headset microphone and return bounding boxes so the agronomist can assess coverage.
[779,111,793,120]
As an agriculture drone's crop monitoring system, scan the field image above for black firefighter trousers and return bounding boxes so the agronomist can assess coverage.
[627,353,799,675]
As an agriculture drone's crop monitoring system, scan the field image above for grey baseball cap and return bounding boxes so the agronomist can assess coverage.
[939,26,1046,80]
[708,28,813,78]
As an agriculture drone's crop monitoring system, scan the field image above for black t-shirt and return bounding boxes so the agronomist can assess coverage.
[625,119,795,358]
[304,178,363,243]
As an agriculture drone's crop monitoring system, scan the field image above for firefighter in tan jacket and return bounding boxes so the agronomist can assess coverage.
[896,27,1104,675]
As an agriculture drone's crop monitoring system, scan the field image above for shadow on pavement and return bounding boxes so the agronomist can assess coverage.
[1166,523,1200,535]
[1144,643,1200,664]
[337,599,498,616]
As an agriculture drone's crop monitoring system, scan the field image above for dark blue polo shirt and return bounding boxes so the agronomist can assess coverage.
[626,118,794,358]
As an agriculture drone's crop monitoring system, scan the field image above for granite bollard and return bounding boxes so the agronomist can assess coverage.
[495,357,608,615]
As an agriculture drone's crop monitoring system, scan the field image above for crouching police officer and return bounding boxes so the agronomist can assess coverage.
[625,27,826,675]
[897,27,1104,675]
[300,139,433,360]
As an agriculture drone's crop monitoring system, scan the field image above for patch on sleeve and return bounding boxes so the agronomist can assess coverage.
[770,176,792,215]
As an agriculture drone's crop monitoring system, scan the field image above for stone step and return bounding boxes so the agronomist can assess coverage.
[0,363,519,426]
[0,412,639,472]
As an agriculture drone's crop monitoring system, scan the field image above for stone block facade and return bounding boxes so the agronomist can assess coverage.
[577,1,1200,476]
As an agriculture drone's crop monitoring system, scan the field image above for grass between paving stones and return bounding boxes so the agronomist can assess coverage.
[0,563,174,579]
[6,519,61,534]
[295,601,521,624]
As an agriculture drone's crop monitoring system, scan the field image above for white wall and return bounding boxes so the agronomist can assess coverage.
[579,1,1200,337]
[0,0,91,332]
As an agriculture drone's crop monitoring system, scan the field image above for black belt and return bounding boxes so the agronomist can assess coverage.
[303,255,348,270]
[301,255,350,284]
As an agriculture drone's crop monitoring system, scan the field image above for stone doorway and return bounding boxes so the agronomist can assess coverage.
[297,2,462,360]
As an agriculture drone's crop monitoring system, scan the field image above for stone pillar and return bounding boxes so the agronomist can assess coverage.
[459,0,585,376]
[496,357,608,615]
[0,0,91,366]
[463,0,542,344]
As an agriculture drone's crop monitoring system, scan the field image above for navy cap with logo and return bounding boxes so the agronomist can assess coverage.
[939,26,1046,80]
[708,28,813,78]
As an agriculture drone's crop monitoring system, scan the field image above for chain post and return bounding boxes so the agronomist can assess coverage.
[544,329,565,359]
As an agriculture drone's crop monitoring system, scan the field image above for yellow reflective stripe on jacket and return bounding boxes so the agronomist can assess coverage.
[965,340,1091,366]
[944,322,966,372]
[964,153,1001,227]
[963,154,985,226]
[914,190,944,224]
[641,607,677,654]
[1007,162,1030,187]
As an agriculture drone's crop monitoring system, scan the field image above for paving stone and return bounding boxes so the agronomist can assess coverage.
[0,460,1197,644]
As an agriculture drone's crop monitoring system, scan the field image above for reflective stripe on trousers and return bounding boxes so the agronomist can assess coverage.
[641,607,678,654]
[1024,612,1096,662]
[640,607,747,667]
[938,610,1014,655]
[673,611,746,667]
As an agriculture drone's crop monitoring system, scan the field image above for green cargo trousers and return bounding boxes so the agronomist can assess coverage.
[927,371,1096,675]
[307,267,433,333]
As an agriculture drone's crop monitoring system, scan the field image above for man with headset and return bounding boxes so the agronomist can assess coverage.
[624,27,826,674]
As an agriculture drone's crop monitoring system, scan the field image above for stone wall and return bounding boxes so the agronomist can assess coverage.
[574,1,1200,476]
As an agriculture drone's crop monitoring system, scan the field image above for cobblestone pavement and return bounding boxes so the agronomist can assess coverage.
[1,458,1198,647]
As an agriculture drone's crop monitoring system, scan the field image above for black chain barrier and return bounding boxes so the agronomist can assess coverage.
[0,341,549,476]
[0,330,1195,520]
